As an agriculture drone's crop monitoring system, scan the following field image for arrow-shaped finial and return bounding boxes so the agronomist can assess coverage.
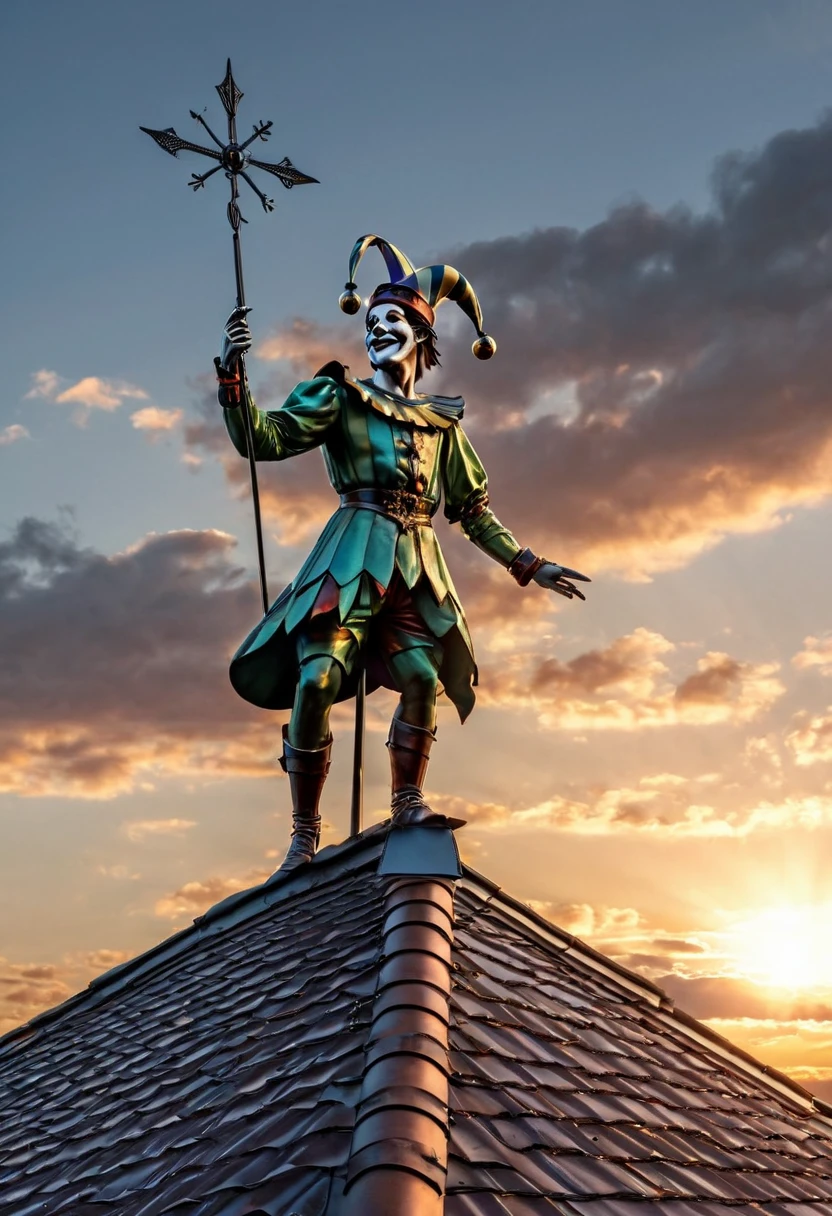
[216,59,244,119]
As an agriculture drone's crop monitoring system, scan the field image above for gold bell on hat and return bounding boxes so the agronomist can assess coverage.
[472,334,497,360]
[339,282,362,315]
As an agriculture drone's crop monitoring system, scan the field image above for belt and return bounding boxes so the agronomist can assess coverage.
[339,489,436,530]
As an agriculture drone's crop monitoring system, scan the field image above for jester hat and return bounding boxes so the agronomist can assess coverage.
[339,234,496,359]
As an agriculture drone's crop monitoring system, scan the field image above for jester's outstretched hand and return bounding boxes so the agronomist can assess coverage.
[520,555,590,600]
[217,234,590,873]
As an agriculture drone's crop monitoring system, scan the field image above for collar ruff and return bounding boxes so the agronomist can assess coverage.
[347,372,464,430]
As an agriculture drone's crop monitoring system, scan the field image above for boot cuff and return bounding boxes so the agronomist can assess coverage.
[279,725,333,775]
[386,716,436,759]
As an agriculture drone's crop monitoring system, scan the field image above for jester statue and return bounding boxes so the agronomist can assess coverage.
[216,235,589,871]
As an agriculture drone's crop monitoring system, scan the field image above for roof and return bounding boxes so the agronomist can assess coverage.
[1,824,832,1215]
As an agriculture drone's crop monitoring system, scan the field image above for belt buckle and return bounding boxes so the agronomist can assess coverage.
[388,489,421,531]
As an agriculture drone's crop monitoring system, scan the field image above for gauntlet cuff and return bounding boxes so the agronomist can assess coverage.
[214,356,243,408]
[508,547,545,586]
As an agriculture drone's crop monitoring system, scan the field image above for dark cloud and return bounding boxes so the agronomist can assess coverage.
[529,634,665,696]
[0,517,274,796]
[620,953,676,971]
[651,938,707,954]
[243,113,832,575]
[0,957,72,1033]
[659,973,832,1022]
[430,778,824,838]
[479,628,783,728]
[0,950,135,1034]
[675,656,744,705]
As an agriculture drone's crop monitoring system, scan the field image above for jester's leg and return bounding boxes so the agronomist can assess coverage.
[278,720,332,873]
[386,646,466,830]
[289,654,344,750]
[277,626,361,873]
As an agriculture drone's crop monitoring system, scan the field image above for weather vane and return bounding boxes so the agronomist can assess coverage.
[141,60,318,613]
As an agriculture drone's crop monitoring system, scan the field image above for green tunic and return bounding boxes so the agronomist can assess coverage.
[222,363,522,721]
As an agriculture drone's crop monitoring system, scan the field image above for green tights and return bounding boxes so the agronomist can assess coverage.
[288,646,439,749]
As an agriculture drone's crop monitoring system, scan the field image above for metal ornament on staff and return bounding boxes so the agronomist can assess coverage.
[140,60,318,615]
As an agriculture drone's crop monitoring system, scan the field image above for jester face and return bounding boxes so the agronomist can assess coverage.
[365,303,423,372]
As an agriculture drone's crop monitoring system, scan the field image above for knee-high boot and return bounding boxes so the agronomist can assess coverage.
[387,717,466,829]
[277,725,332,871]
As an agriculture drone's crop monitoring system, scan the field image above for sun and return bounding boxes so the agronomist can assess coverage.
[727,904,832,992]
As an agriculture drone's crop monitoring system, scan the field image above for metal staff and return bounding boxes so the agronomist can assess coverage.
[141,60,318,614]
[350,669,366,836]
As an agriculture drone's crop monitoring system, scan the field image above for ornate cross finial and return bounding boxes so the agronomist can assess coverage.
[140,61,319,619]
[140,58,318,228]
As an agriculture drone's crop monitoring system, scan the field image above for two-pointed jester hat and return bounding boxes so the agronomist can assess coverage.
[338,234,497,359]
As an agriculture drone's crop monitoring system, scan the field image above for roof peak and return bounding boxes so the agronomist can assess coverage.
[1,821,830,1126]
[3,822,832,1214]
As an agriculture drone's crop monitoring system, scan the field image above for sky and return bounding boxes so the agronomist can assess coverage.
[4,0,832,1099]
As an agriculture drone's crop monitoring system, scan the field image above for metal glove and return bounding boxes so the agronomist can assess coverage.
[219,305,253,374]
[532,561,590,601]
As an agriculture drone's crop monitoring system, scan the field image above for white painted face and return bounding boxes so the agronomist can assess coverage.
[365,303,420,370]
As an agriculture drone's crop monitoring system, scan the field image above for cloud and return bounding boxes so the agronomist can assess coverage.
[24,369,62,399]
[240,113,832,577]
[527,900,642,938]
[96,864,141,880]
[793,634,832,676]
[786,708,832,766]
[55,377,147,410]
[123,818,197,843]
[0,948,136,1034]
[479,628,784,729]
[154,868,270,920]
[0,517,274,798]
[743,734,783,778]
[659,973,832,1023]
[0,956,72,1035]
[130,406,183,435]
[0,517,788,804]
[80,949,132,970]
[652,937,708,955]
[699,1016,832,1066]
[24,369,149,425]
[0,425,29,447]
[255,316,366,374]
[789,1068,832,1104]
[523,902,717,983]
[431,785,832,838]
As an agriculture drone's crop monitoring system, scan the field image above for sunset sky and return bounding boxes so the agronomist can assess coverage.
[5,0,832,1100]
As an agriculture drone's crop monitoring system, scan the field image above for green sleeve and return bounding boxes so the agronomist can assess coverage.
[442,423,522,568]
[222,375,343,461]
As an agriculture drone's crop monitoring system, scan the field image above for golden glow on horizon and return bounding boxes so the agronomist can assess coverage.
[727,905,832,992]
